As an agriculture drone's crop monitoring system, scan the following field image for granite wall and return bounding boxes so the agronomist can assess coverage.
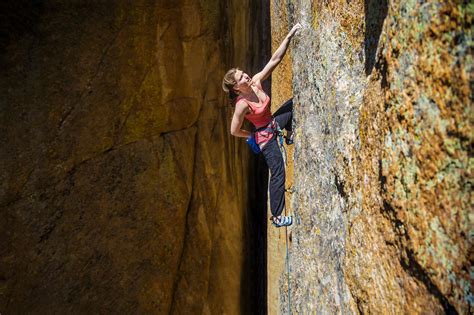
[271,0,472,313]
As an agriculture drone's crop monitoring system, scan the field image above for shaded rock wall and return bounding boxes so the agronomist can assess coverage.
[272,0,472,313]
[0,1,267,313]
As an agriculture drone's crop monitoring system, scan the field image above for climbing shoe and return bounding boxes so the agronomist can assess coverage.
[271,215,293,228]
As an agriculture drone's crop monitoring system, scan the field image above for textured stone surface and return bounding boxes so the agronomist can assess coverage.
[272,0,472,313]
[0,0,266,313]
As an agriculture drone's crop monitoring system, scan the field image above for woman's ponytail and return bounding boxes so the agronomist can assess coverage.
[222,68,240,103]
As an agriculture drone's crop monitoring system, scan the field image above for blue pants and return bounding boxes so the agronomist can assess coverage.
[261,99,293,217]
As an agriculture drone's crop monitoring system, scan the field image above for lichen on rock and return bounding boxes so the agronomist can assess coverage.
[271,0,472,313]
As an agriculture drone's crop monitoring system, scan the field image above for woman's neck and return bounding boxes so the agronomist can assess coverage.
[241,85,262,99]
[238,86,253,96]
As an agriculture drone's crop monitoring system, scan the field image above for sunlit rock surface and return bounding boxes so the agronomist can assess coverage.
[0,1,266,313]
[272,0,472,313]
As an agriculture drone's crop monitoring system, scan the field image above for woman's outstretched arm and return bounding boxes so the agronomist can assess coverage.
[252,23,302,83]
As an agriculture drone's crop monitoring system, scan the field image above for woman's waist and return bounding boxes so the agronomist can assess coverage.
[254,119,275,131]
[246,114,273,127]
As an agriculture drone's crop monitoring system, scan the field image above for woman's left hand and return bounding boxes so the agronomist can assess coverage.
[289,23,302,37]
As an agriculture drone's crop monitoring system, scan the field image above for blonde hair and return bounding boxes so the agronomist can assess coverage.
[222,68,240,101]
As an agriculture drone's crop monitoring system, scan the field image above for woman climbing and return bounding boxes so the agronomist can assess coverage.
[222,23,302,228]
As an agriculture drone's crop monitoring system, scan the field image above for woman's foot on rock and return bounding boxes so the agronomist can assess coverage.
[271,215,293,227]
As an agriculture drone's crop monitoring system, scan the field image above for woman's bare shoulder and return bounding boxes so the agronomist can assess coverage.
[235,98,247,106]
[235,99,250,113]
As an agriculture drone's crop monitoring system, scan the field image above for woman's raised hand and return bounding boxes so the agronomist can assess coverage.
[253,22,302,82]
[289,23,302,37]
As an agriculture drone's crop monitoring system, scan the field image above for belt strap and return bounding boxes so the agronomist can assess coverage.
[255,119,277,133]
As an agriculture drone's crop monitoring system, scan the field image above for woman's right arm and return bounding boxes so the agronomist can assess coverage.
[252,23,302,83]
[230,101,251,138]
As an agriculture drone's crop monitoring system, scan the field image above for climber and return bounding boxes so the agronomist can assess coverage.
[221,23,302,228]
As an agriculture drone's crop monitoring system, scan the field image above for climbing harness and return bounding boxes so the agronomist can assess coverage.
[247,120,277,154]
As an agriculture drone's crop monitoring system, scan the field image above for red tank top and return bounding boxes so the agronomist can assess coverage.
[237,87,274,145]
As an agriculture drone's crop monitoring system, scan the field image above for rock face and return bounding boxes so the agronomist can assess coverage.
[271,0,472,314]
[1,0,471,313]
[0,1,268,313]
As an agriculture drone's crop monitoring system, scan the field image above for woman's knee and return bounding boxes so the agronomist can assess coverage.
[275,112,292,131]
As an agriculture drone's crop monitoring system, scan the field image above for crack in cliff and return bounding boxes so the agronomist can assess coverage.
[3,129,193,210]
[0,167,36,208]
[58,15,130,131]
[115,18,195,144]
[401,248,458,315]
[113,62,156,146]
[36,169,75,248]
[334,172,347,201]
[179,29,212,42]
[168,123,199,314]
[114,22,172,146]
[380,182,457,313]
[167,195,194,314]
[5,15,133,209]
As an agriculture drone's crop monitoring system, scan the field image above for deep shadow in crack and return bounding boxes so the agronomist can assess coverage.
[243,152,269,315]
[364,0,388,75]
[239,0,270,313]
[400,249,458,314]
